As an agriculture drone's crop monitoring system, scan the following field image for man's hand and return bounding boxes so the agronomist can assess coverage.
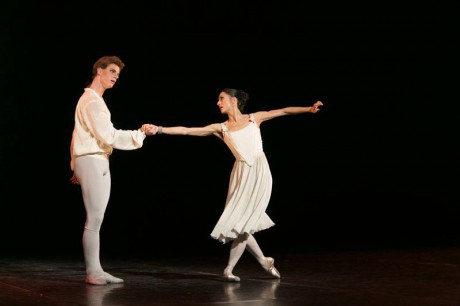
[70,173,80,185]
[141,124,159,135]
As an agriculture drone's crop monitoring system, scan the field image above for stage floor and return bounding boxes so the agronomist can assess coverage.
[1,247,460,306]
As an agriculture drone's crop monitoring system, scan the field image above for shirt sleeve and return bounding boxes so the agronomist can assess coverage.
[84,100,146,150]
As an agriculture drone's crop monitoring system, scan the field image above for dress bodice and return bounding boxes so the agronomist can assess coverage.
[221,114,264,166]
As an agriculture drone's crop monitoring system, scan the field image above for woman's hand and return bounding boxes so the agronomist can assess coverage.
[311,101,323,113]
[141,124,159,135]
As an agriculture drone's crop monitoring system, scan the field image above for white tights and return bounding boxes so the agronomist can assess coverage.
[226,234,266,273]
[74,156,111,275]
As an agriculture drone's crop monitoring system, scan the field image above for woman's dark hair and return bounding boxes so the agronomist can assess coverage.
[222,88,249,111]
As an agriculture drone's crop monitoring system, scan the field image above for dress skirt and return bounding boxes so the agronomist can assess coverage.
[210,153,275,243]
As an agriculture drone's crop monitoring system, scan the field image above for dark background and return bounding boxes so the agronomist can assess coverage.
[2,1,458,259]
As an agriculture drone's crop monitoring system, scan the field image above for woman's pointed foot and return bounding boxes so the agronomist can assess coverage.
[263,257,281,279]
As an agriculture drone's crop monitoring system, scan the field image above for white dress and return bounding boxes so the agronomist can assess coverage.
[210,114,275,243]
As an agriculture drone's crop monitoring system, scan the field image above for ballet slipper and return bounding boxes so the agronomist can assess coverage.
[103,272,124,284]
[85,273,108,285]
[85,271,124,285]
[263,257,281,279]
[223,267,241,282]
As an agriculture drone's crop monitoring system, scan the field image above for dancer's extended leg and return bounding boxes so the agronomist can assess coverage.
[246,234,281,278]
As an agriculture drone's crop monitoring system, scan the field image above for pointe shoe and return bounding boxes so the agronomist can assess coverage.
[85,272,124,285]
[263,257,281,279]
[223,268,241,282]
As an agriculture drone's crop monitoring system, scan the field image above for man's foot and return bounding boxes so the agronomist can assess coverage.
[103,272,124,283]
[85,272,124,285]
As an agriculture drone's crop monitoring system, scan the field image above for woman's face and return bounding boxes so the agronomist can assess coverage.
[217,92,232,114]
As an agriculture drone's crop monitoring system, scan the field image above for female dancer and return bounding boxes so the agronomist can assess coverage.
[152,88,323,281]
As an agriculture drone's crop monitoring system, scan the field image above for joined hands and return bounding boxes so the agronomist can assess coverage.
[141,124,159,136]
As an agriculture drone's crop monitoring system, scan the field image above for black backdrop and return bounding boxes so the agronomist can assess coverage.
[2,1,458,259]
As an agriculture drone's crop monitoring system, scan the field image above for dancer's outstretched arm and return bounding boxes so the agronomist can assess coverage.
[142,123,222,137]
[254,101,323,124]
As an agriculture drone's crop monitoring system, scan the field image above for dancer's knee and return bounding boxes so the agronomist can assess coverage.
[84,226,100,232]
[235,233,249,243]
[240,233,250,241]
[85,215,104,232]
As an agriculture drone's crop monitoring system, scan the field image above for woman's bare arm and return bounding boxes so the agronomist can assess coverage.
[160,123,222,137]
[254,101,323,124]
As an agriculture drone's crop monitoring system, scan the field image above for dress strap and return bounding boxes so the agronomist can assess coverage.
[249,113,256,123]
[220,122,228,134]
